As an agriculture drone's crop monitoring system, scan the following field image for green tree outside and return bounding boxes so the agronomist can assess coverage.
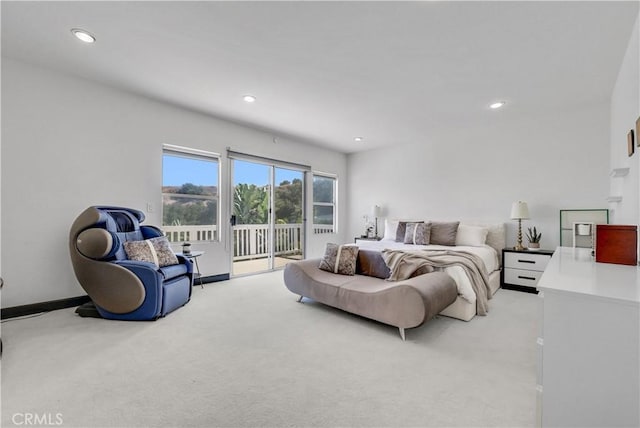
[233,179,303,224]
[164,179,303,227]
[275,178,302,224]
[163,183,217,226]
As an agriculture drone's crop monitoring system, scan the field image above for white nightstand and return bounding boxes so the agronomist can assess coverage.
[501,248,554,293]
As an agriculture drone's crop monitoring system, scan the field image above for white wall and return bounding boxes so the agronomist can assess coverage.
[609,13,640,226]
[347,103,611,250]
[1,58,347,308]
[0,52,2,284]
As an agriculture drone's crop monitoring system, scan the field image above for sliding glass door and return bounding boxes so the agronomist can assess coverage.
[273,167,304,268]
[231,159,304,276]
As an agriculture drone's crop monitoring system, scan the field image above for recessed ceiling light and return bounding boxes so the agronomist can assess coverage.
[243,95,256,103]
[71,28,96,43]
[489,101,506,109]
[354,137,364,142]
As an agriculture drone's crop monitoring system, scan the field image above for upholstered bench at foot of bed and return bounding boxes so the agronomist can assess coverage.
[283,259,457,340]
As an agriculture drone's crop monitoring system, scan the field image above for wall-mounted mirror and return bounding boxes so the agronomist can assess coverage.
[560,209,609,248]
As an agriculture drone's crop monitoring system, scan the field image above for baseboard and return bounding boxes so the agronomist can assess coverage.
[1,295,91,320]
[199,273,230,284]
[501,284,539,294]
[2,274,231,318]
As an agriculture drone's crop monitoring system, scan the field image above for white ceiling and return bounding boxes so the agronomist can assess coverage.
[2,1,638,153]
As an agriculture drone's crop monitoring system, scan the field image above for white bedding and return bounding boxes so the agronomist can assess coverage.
[356,239,500,304]
[357,239,499,273]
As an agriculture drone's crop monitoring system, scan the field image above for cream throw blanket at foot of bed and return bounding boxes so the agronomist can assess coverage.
[381,249,492,316]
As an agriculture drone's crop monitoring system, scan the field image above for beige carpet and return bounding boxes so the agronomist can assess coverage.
[1,271,538,427]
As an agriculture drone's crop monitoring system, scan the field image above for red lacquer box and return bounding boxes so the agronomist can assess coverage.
[595,224,638,265]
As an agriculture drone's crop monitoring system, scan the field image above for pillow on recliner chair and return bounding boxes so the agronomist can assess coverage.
[123,236,179,267]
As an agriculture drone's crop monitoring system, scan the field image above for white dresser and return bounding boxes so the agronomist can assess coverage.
[536,247,640,427]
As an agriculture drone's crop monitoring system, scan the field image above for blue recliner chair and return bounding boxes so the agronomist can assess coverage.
[69,206,193,320]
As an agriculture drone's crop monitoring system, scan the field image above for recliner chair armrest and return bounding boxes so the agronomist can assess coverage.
[175,255,194,273]
[114,260,163,294]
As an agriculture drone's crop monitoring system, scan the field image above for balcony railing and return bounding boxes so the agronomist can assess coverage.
[163,223,334,260]
[164,225,216,243]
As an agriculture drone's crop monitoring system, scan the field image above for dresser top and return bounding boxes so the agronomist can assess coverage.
[538,247,640,304]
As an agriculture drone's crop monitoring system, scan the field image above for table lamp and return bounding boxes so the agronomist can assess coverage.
[372,205,382,238]
[510,201,530,251]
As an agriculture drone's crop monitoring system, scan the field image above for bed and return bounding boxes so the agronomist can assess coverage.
[355,220,506,321]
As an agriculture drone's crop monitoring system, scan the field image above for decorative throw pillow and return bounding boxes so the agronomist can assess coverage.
[123,236,179,267]
[395,220,424,242]
[455,224,489,247]
[319,243,359,276]
[430,221,460,246]
[382,219,399,241]
[404,222,431,245]
[356,249,391,279]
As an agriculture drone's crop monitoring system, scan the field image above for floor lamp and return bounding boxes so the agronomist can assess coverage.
[510,201,529,251]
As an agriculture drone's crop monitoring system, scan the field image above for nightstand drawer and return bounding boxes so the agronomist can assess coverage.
[504,252,550,271]
[504,268,543,287]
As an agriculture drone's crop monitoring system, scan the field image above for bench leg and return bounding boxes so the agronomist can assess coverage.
[297,295,303,303]
[399,327,406,341]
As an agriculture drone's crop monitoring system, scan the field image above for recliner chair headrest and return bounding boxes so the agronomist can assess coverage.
[92,206,146,225]
[108,211,137,233]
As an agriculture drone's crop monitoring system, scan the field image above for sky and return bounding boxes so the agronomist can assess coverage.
[163,156,302,187]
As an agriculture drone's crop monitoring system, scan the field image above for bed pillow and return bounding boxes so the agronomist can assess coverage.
[455,224,489,247]
[395,220,424,242]
[404,222,431,245]
[123,236,179,267]
[483,223,506,254]
[319,243,359,276]
[382,219,399,241]
[430,221,460,246]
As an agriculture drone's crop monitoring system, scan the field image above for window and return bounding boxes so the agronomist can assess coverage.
[162,145,219,242]
[312,174,336,234]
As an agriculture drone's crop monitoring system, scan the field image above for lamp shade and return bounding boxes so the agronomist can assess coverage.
[510,201,530,220]
[372,205,382,217]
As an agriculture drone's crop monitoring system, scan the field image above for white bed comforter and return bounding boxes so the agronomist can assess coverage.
[356,239,500,304]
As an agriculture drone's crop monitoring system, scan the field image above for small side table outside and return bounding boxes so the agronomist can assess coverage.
[176,251,204,288]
